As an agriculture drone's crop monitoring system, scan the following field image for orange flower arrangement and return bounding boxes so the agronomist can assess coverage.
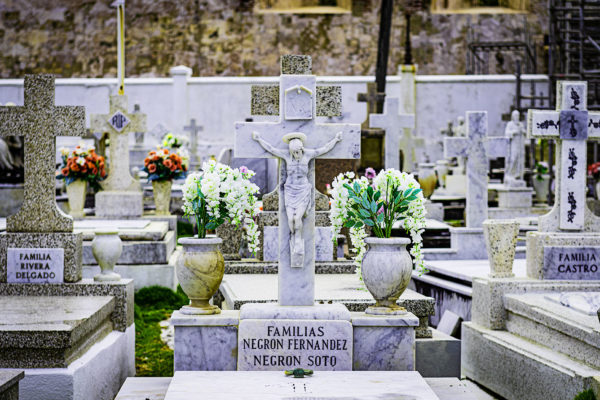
[56,145,107,191]
[143,148,188,182]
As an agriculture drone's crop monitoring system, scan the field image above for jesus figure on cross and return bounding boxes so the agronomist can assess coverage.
[252,130,342,267]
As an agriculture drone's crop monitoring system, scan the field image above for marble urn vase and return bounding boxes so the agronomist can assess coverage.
[417,163,437,199]
[362,237,413,315]
[92,230,122,281]
[152,180,172,215]
[483,219,520,278]
[66,179,87,218]
[532,174,551,203]
[176,237,225,315]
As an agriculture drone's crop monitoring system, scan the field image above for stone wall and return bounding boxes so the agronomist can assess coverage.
[0,0,548,78]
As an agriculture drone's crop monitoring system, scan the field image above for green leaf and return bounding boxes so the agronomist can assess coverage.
[359,209,371,218]
[344,220,355,228]
[396,206,408,214]
[353,181,361,192]
[346,211,356,219]
[376,213,384,223]
[373,191,381,202]
[370,201,378,213]
[354,221,364,228]
[367,186,374,196]
[403,188,412,197]
[361,198,371,209]
[343,183,353,192]
[363,219,374,226]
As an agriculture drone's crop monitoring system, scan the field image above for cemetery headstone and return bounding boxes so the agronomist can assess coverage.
[443,111,509,228]
[526,80,600,280]
[369,97,418,172]
[184,118,203,168]
[90,94,147,218]
[0,75,84,283]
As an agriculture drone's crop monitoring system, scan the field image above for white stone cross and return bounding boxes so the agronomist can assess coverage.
[527,81,600,231]
[235,55,360,306]
[368,97,418,172]
[184,118,203,165]
[90,95,146,192]
[444,111,509,228]
[0,75,85,233]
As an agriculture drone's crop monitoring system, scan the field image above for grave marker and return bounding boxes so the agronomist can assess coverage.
[443,111,509,228]
[184,118,203,166]
[368,97,418,171]
[234,55,360,306]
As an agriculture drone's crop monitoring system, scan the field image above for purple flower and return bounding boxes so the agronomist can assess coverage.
[365,167,376,179]
[240,166,249,174]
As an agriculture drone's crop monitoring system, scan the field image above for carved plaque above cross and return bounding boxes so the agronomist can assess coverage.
[235,55,360,307]
[0,75,85,233]
[90,95,146,192]
[528,81,600,232]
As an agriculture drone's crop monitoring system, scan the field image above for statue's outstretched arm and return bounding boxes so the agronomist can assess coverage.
[312,131,342,157]
[252,131,287,158]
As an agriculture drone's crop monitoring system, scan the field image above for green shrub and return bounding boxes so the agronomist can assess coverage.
[574,389,597,400]
[135,285,188,310]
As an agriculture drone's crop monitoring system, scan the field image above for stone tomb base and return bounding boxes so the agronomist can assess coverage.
[95,191,143,219]
[172,303,418,372]
[0,232,83,283]
[161,371,440,400]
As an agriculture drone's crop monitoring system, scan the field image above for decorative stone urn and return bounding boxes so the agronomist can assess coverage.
[483,219,520,278]
[152,180,172,215]
[532,174,551,203]
[417,163,437,199]
[434,160,449,189]
[176,237,225,315]
[361,237,413,315]
[92,230,123,281]
[66,179,87,218]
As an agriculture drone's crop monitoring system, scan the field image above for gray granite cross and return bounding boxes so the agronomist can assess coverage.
[0,75,85,233]
[235,55,360,306]
[184,118,203,166]
[444,111,509,228]
[369,97,418,171]
[527,81,600,231]
[90,95,146,192]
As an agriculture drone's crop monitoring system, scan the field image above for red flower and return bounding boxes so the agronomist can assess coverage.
[144,157,150,166]
[163,159,173,169]
[148,164,157,173]
[61,167,69,176]
[163,149,169,155]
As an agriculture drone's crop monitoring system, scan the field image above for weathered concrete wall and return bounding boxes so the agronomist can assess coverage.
[0,0,548,78]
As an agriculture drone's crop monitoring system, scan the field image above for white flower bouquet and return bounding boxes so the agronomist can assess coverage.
[330,168,427,275]
[182,160,261,255]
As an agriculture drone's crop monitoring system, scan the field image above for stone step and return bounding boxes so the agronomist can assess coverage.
[0,295,115,368]
[503,292,600,369]
[462,322,600,400]
[83,230,176,265]
[224,260,356,274]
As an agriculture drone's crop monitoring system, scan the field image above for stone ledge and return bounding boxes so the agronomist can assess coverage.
[83,230,176,265]
[171,310,240,327]
[239,303,351,321]
[0,279,134,331]
[0,370,24,393]
[95,191,143,219]
[351,312,419,327]
[224,260,356,274]
[0,232,83,283]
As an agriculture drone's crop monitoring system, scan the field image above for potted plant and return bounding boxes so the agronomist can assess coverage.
[330,168,427,315]
[532,162,550,203]
[162,132,183,149]
[178,160,260,314]
[143,148,188,215]
[56,144,107,218]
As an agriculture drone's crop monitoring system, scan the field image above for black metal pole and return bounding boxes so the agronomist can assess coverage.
[375,0,394,109]
[404,12,412,65]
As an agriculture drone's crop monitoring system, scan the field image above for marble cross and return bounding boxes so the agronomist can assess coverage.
[357,82,385,129]
[368,97,418,172]
[444,111,509,228]
[184,118,203,165]
[0,75,85,233]
[90,95,146,192]
[527,81,600,231]
[235,55,361,306]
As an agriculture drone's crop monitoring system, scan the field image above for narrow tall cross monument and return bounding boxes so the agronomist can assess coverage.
[444,111,510,228]
[235,55,361,306]
[527,81,600,231]
[369,97,418,172]
[184,118,203,167]
[90,95,147,218]
[0,75,85,284]
[0,75,85,233]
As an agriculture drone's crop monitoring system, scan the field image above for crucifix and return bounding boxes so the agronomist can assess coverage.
[235,55,360,306]
[368,97,418,172]
[184,118,203,166]
[527,81,600,232]
[0,75,85,233]
[444,111,510,228]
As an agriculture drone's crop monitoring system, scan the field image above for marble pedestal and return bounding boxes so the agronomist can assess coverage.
[424,228,489,260]
[95,191,143,218]
[496,187,533,208]
[172,304,419,372]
